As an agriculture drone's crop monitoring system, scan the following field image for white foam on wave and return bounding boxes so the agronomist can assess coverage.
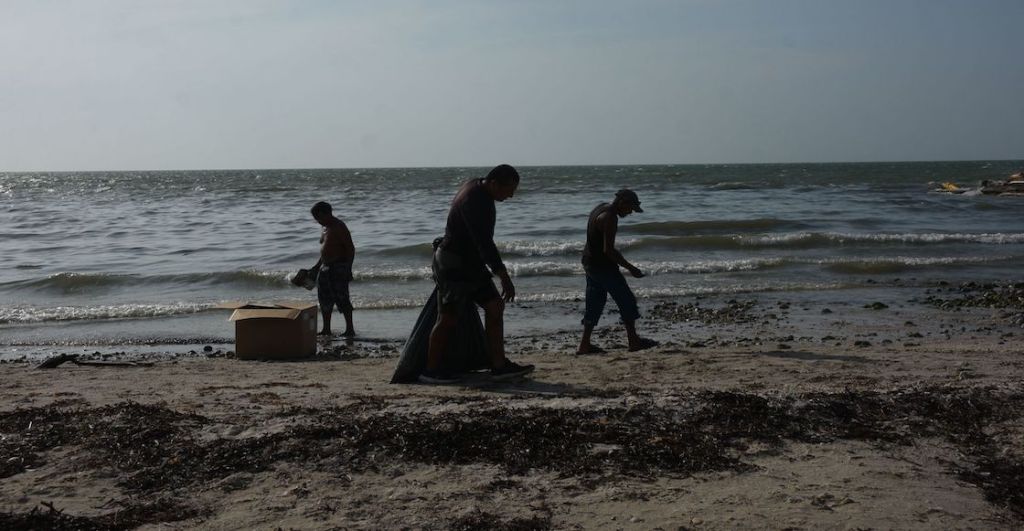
[816,254,1014,273]
[498,238,642,256]
[0,302,213,324]
[352,267,432,281]
[335,254,1009,282]
[644,258,788,274]
[506,258,786,277]
[507,261,580,277]
[351,258,789,280]
[515,282,850,303]
[749,232,1024,246]
[498,240,584,255]
[817,255,1001,266]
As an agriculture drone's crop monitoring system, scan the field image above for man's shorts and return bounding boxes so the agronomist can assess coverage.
[317,262,353,313]
[432,248,500,314]
[582,266,640,326]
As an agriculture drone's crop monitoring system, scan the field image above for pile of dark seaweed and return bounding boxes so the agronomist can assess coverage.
[649,299,761,325]
[2,386,1022,529]
[923,282,1024,324]
[0,499,201,531]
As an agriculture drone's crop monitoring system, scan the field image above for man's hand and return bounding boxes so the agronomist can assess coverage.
[498,270,516,303]
[628,265,646,279]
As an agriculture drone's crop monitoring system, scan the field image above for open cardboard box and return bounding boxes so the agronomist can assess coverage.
[218,301,318,360]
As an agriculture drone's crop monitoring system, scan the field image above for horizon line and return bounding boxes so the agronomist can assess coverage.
[3,158,1023,174]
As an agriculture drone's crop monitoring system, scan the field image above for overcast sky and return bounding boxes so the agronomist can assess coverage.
[1,0,1022,171]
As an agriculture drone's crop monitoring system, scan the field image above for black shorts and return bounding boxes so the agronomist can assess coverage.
[432,248,499,314]
[317,262,353,313]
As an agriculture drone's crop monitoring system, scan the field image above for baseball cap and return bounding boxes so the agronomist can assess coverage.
[615,189,643,212]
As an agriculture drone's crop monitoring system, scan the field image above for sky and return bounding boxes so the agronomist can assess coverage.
[1,0,1022,171]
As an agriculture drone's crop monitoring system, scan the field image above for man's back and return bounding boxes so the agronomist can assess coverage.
[441,178,502,274]
[582,203,616,271]
[321,219,355,265]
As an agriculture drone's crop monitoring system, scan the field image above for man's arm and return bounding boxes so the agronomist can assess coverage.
[601,213,644,278]
[460,196,515,302]
[460,197,506,274]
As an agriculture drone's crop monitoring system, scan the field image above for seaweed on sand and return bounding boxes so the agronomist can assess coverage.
[447,509,552,531]
[923,282,1024,315]
[0,402,205,479]
[2,386,1023,524]
[649,299,761,325]
[0,499,202,531]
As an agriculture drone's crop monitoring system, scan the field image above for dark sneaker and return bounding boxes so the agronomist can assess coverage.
[491,361,535,381]
[418,369,462,385]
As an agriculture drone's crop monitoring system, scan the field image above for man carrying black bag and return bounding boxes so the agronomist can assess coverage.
[414,164,535,384]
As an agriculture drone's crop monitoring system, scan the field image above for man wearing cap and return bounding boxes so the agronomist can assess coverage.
[421,164,536,384]
[577,189,658,354]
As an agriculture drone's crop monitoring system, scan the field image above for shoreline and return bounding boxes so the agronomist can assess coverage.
[3,280,1019,359]
[2,282,1023,529]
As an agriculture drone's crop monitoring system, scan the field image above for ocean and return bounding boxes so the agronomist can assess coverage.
[2,161,1022,358]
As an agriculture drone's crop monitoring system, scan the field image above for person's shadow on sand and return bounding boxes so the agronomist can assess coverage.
[753,350,869,363]
[446,375,607,397]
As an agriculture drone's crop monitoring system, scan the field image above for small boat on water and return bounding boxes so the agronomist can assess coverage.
[931,171,1024,196]
[933,182,967,194]
[980,178,1024,195]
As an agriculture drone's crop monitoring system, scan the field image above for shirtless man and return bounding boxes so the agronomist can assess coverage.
[577,189,658,354]
[310,201,355,336]
[420,164,535,384]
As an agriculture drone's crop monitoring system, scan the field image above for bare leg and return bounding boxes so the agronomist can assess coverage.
[426,312,457,371]
[624,319,640,347]
[319,307,332,336]
[341,309,355,337]
[579,273,608,354]
[577,323,598,354]
[482,299,506,369]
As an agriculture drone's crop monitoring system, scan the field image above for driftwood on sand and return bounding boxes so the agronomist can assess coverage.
[36,354,154,370]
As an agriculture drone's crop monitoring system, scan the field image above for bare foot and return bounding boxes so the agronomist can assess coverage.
[341,329,356,337]
[628,338,659,352]
[317,329,332,336]
[576,344,606,355]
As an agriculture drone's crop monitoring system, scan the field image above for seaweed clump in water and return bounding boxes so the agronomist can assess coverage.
[923,282,1024,324]
[649,299,760,325]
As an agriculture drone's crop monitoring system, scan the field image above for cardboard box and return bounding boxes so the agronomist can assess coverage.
[219,301,318,360]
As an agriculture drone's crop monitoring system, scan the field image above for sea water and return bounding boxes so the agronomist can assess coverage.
[2,161,1023,354]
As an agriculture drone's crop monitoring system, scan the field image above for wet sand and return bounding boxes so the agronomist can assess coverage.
[2,283,1023,530]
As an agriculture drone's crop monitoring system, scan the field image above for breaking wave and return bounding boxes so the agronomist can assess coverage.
[375,240,597,258]
[0,302,214,324]
[3,252,1018,297]
[622,232,1024,252]
[370,231,1024,259]
[621,218,805,235]
[514,282,853,303]
[820,255,1005,274]
[3,271,294,293]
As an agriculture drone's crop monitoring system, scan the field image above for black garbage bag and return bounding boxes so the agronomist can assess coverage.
[389,288,490,383]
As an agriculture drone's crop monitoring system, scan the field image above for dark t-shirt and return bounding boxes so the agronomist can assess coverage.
[582,203,616,271]
[440,179,505,274]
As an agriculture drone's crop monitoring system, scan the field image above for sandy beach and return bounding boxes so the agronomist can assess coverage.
[5,0,1023,528]
[2,282,1023,530]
